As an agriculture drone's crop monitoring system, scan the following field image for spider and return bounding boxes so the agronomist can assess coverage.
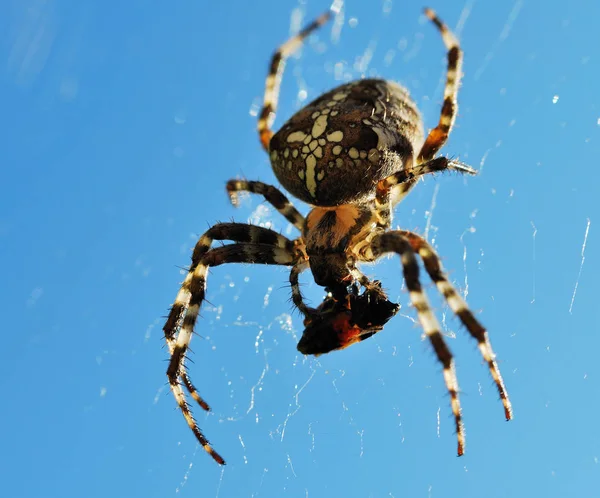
[163,6,513,465]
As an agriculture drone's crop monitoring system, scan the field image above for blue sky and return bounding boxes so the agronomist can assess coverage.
[1,0,599,497]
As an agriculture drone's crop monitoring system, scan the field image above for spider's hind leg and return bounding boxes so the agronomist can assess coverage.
[257,10,333,151]
[226,179,305,231]
[375,156,478,226]
[418,8,463,163]
[379,8,465,210]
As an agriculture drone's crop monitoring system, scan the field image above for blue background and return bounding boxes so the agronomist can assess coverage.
[2,0,599,496]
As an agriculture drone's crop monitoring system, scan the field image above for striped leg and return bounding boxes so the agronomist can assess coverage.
[164,223,295,346]
[369,231,465,456]
[290,260,314,317]
[164,224,298,465]
[418,8,463,163]
[257,10,332,151]
[163,285,212,410]
[383,157,476,190]
[382,8,464,208]
[375,157,477,227]
[226,179,305,231]
[399,230,513,421]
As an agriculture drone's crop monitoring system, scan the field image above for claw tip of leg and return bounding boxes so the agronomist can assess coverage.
[329,1,342,16]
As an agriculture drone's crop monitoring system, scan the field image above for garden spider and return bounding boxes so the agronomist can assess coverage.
[163,6,513,465]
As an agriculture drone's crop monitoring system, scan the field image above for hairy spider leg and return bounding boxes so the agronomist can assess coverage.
[418,8,463,163]
[164,223,295,349]
[368,231,465,456]
[164,223,299,464]
[382,8,465,209]
[375,157,477,228]
[289,260,314,317]
[257,10,332,151]
[400,230,513,421]
[163,280,213,410]
[226,179,305,231]
[384,157,476,189]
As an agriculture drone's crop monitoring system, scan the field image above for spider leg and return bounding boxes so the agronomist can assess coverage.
[289,260,375,318]
[180,372,210,411]
[290,260,314,317]
[164,223,295,348]
[347,266,393,302]
[164,224,299,465]
[418,8,463,163]
[367,231,465,456]
[383,157,476,191]
[379,8,464,209]
[348,266,371,288]
[163,288,211,410]
[226,179,305,231]
[257,10,332,151]
[399,230,513,421]
[375,157,477,227]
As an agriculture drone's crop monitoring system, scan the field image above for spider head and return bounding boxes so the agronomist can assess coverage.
[308,254,354,289]
[304,205,376,289]
[297,284,400,356]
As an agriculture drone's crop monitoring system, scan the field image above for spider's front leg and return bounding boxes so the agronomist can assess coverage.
[365,230,466,456]
[289,260,315,318]
[163,223,300,465]
[398,230,513,421]
[164,223,296,352]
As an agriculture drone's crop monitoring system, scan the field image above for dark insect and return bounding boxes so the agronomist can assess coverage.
[162,6,513,465]
[297,283,400,356]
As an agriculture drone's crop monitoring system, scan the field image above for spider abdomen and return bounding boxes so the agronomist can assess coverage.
[269,79,425,206]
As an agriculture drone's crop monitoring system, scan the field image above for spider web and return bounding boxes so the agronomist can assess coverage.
[179,4,597,498]
[3,0,598,497]
[145,1,597,497]
[163,1,523,493]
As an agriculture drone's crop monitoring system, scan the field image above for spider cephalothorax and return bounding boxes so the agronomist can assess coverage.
[163,6,513,465]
